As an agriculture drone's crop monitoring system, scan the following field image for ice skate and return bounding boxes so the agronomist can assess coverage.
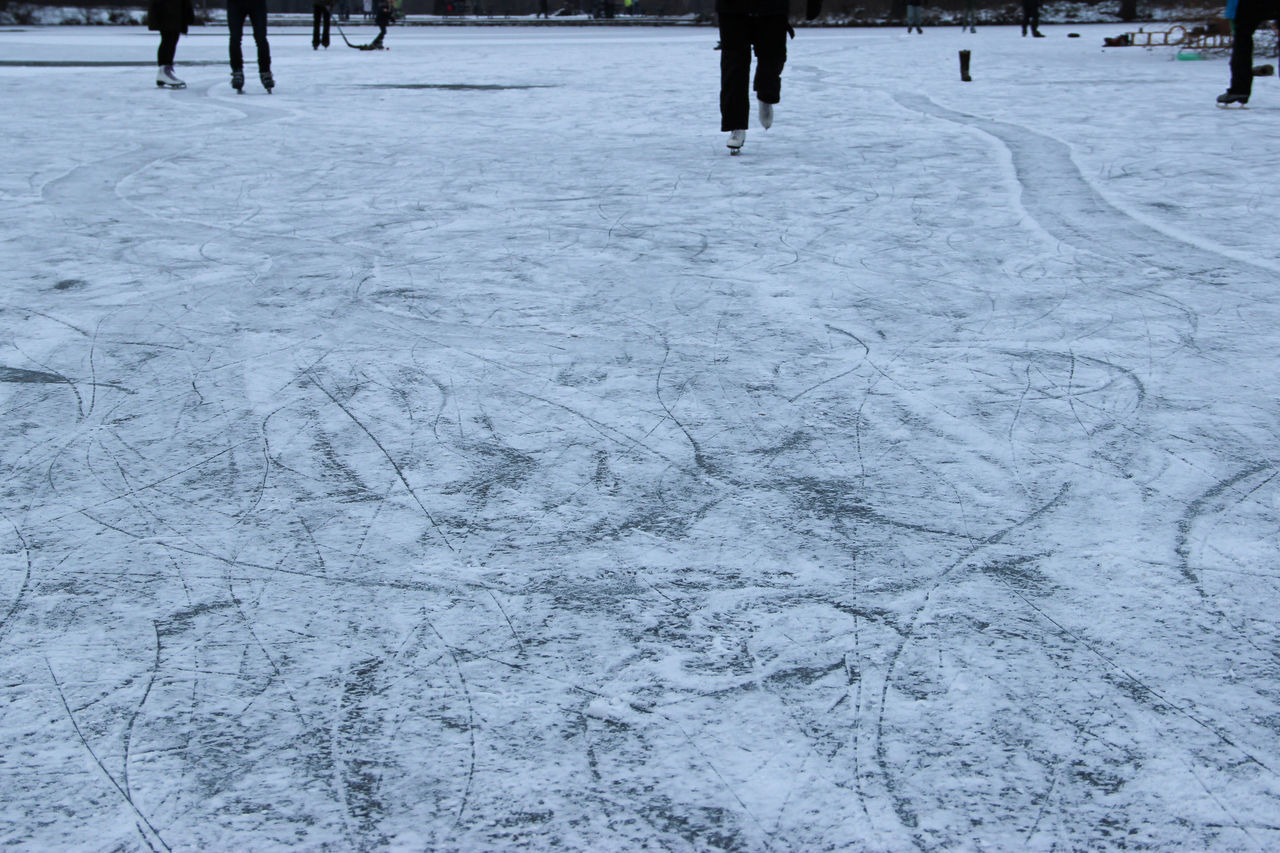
[1216,91,1249,107]
[261,70,275,93]
[758,101,773,130]
[726,129,746,154]
[155,65,186,89]
[231,69,245,93]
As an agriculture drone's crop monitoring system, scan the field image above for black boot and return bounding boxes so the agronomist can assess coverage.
[959,49,972,82]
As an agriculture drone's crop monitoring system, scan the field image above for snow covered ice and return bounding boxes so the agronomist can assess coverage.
[2,21,1280,850]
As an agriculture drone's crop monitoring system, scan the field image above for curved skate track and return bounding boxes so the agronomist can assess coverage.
[1,24,1279,851]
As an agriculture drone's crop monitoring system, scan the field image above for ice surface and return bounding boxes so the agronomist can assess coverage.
[1,22,1279,850]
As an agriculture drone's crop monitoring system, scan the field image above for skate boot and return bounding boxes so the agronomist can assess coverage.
[758,100,773,129]
[1216,91,1249,107]
[156,65,186,89]
[231,69,245,93]
[726,129,746,154]
[261,70,275,93]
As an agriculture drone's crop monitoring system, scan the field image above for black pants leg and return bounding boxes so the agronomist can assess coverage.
[719,13,787,131]
[248,0,272,73]
[719,12,751,131]
[157,30,180,66]
[751,14,788,105]
[1227,10,1265,96]
[228,0,247,71]
[313,5,331,46]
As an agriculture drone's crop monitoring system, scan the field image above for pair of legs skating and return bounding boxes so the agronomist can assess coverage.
[906,5,923,33]
[313,3,331,48]
[1021,0,1043,36]
[228,0,274,92]
[719,12,787,152]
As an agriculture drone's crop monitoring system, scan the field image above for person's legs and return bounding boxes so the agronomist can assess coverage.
[228,0,246,70]
[322,7,331,46]
[719,12,751,131]
[751,14,787,105]
[157,30,180,65]
[249,0,271,73]
[313,5,322,46]
[1227,10,1262,96]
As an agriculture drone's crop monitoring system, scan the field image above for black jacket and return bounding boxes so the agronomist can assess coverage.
[148,0,195,32]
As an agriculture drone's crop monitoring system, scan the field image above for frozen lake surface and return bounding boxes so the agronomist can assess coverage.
[2,21,1279,850]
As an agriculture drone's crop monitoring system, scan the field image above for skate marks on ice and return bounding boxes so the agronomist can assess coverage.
[889,91,1280,283]
[357,83,558,91]
[5,30,1280,851]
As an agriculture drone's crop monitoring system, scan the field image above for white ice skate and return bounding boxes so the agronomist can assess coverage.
[758,101,773,129]
[726,129,746,154]
[155,65,186,89]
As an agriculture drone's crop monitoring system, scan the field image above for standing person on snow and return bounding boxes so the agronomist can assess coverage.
[1217,0,1280,105]
[313,0,333,49]
[905,0,923,33]
[371,0,392,47]
[1021,0,1043,36]
[149,0,194,88]
[228,0,274,92]
[718,0,821,153]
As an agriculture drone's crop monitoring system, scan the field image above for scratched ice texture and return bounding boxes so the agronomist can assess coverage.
[0,21,1278,851]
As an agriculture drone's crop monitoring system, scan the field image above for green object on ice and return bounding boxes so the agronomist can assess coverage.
[1176,49,1206,60]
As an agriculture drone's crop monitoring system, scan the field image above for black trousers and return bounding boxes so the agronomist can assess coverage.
[718,12,787,132]
[228,0,271,73]
[1228,9,1278,95]
[157,30,181,66]
[313,4,331,46]
[1021,0,1039,31]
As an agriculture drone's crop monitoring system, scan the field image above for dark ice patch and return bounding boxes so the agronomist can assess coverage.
[0,366,69,384]
[54,278,87,291]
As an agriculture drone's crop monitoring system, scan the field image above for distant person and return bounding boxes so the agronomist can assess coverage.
[537,0,549,16]
[717,0,821,153]
[905,0,922,33]
[228,0,274,92]
[959,0,976,32]
[363,0,373,21]
[148,0,194,88]
[313,0,332,48]
[1217,0,1279,105]
[372,0,391,47]
[1021,0,1043,36]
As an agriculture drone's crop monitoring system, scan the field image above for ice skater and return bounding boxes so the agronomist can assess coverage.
[959,0,977,32]
[228,0,274,92]
[1217,0,1280,105]
[1021,0,1044,36]
[148,0,194,88]
[718,0,821,153]
[370,0,392,48]
[313,0,332,49]
[906,0,923,33]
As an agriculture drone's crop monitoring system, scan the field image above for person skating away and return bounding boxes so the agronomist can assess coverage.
[905,1,923,33]
[718,0,820,153]
[313,0,332,48]
[149,0,194,88]
[1021,0,1043,36]
[960,0,976,32]
[1217,0,1279,105]
[228,0,274,92]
